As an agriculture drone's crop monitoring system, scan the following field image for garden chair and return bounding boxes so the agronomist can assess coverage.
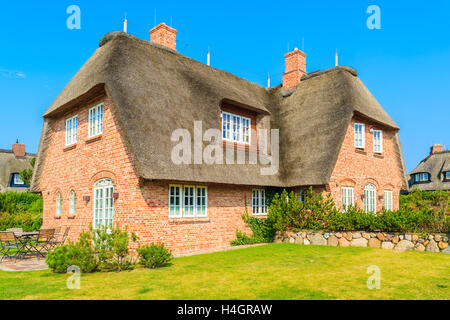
[0,232,21,262]
[35,229,55,256]
[6,228,23,233]
[48,227,70,249]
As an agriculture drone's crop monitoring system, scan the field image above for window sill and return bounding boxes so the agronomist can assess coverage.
[68,215,76,220]
[355,148,366,155]
[86,135,102,144]
[374,153,384,159]
[169,217,210,225]
[253,214,268,218]
[63,144,77,152]
[54,216,61,220]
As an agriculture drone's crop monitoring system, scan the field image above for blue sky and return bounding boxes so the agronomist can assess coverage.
[0,0,449,172]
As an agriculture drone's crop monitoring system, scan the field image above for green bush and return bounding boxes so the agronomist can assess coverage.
[0,192,43,231]
[137,243,173,268]
[92,225,137,272]
[46,231,98,273]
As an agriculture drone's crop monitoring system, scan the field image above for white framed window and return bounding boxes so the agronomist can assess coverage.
[373,130,383,153]
[70,190,76,216]
[88,103,104,138]
[93,178,114,229]
[445,172,450,180]
[384,190,393,211]
[56,192,62,216]
[222,111,251,145]
[341,187,354,212]
[252,189,267,215]
[354,123,365,149]
[12,173,25,185]
[364,184,377,213]
[169,185,208,218]
[65,115,78,146]
[414,172,430,183]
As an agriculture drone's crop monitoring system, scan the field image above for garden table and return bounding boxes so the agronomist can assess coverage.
[14,232,43,259]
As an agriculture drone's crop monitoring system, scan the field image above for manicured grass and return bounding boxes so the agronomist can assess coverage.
[0,244,449,300]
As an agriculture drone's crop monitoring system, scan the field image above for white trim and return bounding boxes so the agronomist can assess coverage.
[341,187,354,212]
[88,103,104,138]
[93,179,114,229]
[252,189,267,216]
[364,184,377,213]
[56,192,62,216]
[384,190,393,211]
[354,123,365,149]
[373,130,383,153]
[222,111,251,145]
[65,115,78,146]
[70,190,76,216]
[169,185,208,218]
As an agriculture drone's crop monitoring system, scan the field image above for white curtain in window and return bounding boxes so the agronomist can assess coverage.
[364,184,377,213]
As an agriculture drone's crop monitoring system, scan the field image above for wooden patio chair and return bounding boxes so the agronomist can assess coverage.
[48,227,70,249]
[35,229,56,255]
[0,232,21,261]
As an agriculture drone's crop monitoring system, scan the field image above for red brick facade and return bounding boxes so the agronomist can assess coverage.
[325,116,404,211]
[283,49,307,90]
[149,23,177,51]
[40,96,251,256]
[40,96,403,255]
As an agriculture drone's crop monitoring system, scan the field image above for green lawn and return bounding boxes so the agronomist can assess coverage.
[0,243,449,300]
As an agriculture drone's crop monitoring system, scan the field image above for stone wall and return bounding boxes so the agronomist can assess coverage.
[275,230,450,254]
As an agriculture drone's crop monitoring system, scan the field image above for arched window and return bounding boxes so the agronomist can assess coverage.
[93,179,114,229]
[70,190,76,216]
[364,184,377,213]
[56,192,62,216]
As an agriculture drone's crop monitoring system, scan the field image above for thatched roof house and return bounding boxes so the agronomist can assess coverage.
[0,143,35,192]
[409,144,450,191]
[31,30,406,192]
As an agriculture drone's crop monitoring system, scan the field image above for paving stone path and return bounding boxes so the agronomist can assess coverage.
[0,258,48,272]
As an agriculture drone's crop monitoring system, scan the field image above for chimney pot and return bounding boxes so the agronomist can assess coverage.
[150,23,177,51]
[12,143,26,157]
[430,144,443,155]
[282,48,307,90]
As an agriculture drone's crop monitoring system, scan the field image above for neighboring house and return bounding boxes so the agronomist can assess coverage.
[31,24,407,255]
[409,144,450,191]
[0,142,35,192]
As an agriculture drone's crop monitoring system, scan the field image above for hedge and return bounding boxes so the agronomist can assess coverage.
[0,192,43,231]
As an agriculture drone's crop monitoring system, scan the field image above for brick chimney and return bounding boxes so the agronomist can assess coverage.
[149,23,177,51]
[430,144,443,155]
[282,48,307,90]
[12,142,26,157]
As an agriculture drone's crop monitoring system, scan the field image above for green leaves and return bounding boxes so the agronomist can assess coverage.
[136,243,173,268]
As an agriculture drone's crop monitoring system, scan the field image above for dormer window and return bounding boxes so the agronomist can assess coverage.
[222,111,251,145]
[444,172,450,181]
[414,172,430,183]
[354,123,365,149]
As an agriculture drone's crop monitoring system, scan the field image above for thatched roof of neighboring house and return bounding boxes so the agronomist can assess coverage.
[409,151,450,191]
[0,149,35,192]
[31,31,406,192]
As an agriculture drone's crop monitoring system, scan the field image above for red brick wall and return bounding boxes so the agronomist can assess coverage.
[39,96,251,256]
[283,49,307,90]
[149,23,177,51]
[326,116,404,211]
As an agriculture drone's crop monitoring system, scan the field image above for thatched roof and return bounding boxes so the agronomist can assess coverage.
[0,150,35,191]
[31,31,405,192]
[409,151,450,191]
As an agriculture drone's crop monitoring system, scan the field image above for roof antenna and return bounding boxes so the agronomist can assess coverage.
[335,49,339,67]
[16,139,19,144]
[123,12,128,33]
[288,42,290,52]
[267,73,271,88]
[302,37,304,51]
[170,16,173,27]
[154,8,157,27]
[207,47,211,66]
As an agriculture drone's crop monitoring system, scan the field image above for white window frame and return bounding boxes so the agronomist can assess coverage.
[354,123,365,149]
[414,172,430,183]
[88,103,104,138]
[384,190,393,211]
[169,185,208,218]
[93,178,114,229]
[222,111,251,145]
[252,189,267,216]
[65,115,78,146]
[13,173,25,185]
[364,184,377,213]
[56,192,62,216]
[341,187,354,212]
[373,130,383,153]
[445,172,450,180]
[70,190,76,216]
